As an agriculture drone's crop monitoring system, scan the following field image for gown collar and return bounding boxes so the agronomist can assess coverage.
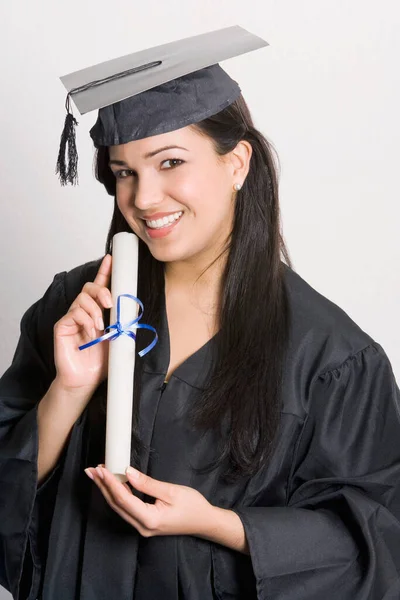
[141,284,218,390]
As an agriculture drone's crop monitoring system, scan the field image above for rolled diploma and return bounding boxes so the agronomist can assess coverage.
[105,232,138,482]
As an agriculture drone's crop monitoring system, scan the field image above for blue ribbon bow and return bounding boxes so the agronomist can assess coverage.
[78,293,158,356]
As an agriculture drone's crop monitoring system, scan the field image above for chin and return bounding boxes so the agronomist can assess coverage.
[148,249,184,263]
[146,243,196,264]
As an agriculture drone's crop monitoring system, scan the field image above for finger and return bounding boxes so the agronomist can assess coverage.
[95,464,131,494]
[92,468,155,533]
[90,471,144,531]
[99,467,157,526]
[74,283,113,312]
[69,292,108,332]
[125,467,174,502]
[93,254,112,288]
[55,306,97,341]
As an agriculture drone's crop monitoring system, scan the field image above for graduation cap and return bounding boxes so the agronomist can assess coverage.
[56,25,268,185]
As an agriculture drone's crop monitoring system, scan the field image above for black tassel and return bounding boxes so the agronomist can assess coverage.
[56,95,79,186]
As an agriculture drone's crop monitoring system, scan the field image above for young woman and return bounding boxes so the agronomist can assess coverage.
[1,41,400,600]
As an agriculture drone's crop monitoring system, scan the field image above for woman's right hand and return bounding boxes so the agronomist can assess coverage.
[53,254,113,394]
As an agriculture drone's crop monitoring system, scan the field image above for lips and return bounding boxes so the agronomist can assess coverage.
[145,211,182,229]
[144,212,183,239]
[142,211,180,220]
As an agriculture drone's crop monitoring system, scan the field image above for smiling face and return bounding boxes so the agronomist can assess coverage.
[108,126,245,266]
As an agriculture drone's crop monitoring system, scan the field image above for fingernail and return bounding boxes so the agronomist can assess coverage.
[96,466,104,480]
[106,295,113,308]
[97,317,105,331]
[85,468,94,480]
[91,328,97,340]
[126,466,139,479]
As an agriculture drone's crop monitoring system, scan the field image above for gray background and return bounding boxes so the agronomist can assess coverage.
[1,0,399,597]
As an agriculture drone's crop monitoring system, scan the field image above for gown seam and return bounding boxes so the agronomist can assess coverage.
[141,369,206,391]
[60,270,70,307]
[285,342,382,504]
[284,411,311,505]
[317,343,377,379]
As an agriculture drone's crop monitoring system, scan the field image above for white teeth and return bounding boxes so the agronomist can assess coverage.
[146,211,183,229]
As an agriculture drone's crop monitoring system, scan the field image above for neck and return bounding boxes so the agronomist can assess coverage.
[164,248,228,308]
[165,245,227,282]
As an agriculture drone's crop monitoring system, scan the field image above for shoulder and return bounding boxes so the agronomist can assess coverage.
[5,258,104,387]
[28,257,103,318]
[63,257,104,304]
[23,257,103,342]
[281,265,390,414]
[283,264,374,374]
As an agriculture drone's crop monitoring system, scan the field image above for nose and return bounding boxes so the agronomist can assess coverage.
[133,173,164,212]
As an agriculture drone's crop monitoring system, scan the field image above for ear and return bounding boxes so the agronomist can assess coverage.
[229,140,253,185]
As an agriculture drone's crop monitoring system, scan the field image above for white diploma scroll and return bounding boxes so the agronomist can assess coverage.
[105,232,139,482]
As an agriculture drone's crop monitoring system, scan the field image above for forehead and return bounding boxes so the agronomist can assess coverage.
[108,125,211,159]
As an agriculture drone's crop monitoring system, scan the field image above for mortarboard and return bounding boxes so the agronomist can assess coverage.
[56,26,268,186]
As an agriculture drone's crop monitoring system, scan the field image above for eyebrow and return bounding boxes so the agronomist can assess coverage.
[109,145,189,167]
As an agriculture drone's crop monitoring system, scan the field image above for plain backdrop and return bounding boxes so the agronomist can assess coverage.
[1,1,399,597]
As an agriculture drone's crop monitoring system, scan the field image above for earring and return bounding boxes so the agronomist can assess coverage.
[233,183,242,191]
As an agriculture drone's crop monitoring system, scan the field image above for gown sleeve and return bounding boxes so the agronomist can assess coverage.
[0,272,69,600]
[233,343,400,600]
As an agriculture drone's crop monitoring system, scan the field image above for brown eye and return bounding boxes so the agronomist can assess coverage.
[161,159,184,169]
[115,169,134,179]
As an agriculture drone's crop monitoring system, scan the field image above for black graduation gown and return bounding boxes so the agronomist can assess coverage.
[1,259,400,600]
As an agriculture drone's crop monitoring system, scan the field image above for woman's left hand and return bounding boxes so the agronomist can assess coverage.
[85,465,218,538]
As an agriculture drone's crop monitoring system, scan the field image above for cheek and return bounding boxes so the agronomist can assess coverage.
[177,167,229,210]
[115,187,143,236]
[115,184,133,214]
[195,173,233,219]
[171,171,197,199]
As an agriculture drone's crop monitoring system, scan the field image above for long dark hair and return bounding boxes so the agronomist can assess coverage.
[94,95,292,481]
